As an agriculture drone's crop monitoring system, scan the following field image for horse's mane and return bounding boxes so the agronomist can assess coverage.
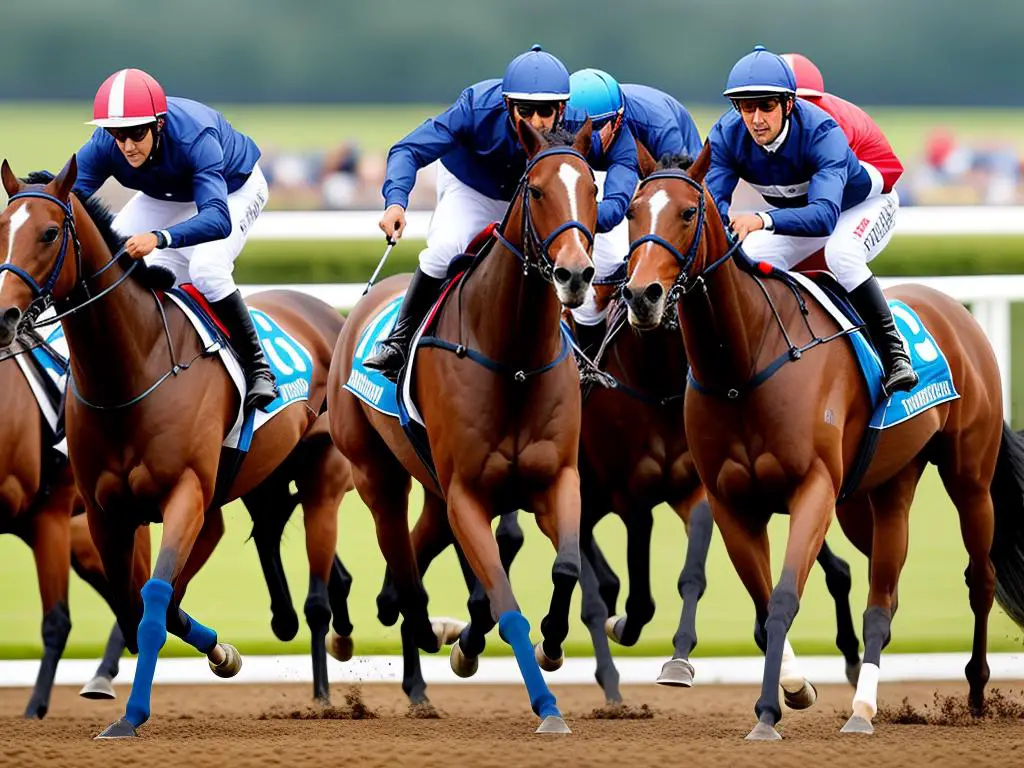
[20,170,173,290]
[656,154,694,172]
[541,127,578,148]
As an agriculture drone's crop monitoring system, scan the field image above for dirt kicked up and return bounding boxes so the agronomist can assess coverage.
[2,680,1023,768]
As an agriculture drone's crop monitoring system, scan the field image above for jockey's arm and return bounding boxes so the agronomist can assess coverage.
[706,125,739,225]
[163,135,231,249]
[766,125,848,238]
[72,130,114,200]
[594,123,639,233]
[382,88,474,211]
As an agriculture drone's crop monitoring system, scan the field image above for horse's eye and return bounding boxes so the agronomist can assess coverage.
[41,226,60,244]
[528,186,543,200]
[625,208,635,221]
[682,207,698,223]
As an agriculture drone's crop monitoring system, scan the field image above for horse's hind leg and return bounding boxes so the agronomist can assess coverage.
[579,540,622,703]
[22,494,73,719]
[816,537,862,686]
[841,461,925,736]
[243,477,300,642]
[606,507,655,647]
[328,555,354,657]
[659,496,714,688]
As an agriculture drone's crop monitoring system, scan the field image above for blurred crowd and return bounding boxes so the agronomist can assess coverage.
[260,130,1024,211]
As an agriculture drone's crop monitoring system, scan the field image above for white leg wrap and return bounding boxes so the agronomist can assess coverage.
[780,638,805,693]
[851,661,880,719]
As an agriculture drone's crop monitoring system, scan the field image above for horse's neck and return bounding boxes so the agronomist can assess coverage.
[62,205,167,397]
[456,235,563,368]
[614,322,688,396]
[680,224,774,389]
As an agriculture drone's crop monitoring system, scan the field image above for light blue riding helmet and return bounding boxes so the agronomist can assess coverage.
[723,45,797,99]
[568,68,624,123]
[502,44,571,101]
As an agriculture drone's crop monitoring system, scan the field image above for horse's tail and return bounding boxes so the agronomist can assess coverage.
[990,422,1024,627]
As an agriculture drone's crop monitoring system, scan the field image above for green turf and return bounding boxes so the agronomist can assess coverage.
[1,467,1020,660]
[3,102,1023,188]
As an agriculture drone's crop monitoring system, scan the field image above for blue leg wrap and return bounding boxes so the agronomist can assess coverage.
[181,612,218,655]
[125,578,173,728]
[498,610,560,719]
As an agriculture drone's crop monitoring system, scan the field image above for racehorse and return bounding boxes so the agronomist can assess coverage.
[0,158,353,738]
[620,146,1024,739]
[329,120,598,732]
[575,292,862,703]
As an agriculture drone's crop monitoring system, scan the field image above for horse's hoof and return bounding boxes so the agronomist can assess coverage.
[745,721,782,741]
[270,610,300,642]
[656,657,695,688]
[327,631,354,663]
[840,714,874,734]
[783,681,818,710]
[79,676,117,700]
[604,616,624,644]
[95,716,138,740]
[536,715,571,734]
[450,641,479,678]
[845,659,862,688]
[23,701,47,720]
[209,643,242,678]
[534,642,563,672]
[431,616,467,648]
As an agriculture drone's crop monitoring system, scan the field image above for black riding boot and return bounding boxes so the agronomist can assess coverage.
[363,268,445,383]
[848,277,918,395]
[211,290,279,411]
[574,318,608,361]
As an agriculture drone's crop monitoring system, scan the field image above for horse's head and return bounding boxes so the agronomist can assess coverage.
[0,156,81,347]
[513,117,598,308]
[621,144,711,330]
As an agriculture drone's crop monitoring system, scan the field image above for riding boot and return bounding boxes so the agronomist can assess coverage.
[848,277,918,395]
[363,268,446,383]
[211,290,279,411]
[574,318,608,361]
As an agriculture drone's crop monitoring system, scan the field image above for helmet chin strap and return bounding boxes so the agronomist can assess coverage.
[142,118,165,168]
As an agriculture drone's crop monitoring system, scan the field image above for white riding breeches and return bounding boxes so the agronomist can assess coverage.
[112,163,269,302]
[572,170,631,326]
[740,190,899,291]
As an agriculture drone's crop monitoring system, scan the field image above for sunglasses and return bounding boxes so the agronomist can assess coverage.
[734,98,783,115]
[515,102,558,119]
[105,124,154,143]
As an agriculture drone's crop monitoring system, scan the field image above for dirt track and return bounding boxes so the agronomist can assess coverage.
[2,680,1023,767]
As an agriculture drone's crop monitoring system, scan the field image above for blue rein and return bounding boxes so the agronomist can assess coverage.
[0,191,79,299]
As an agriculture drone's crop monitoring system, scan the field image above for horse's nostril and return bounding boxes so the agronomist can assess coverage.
[621,285,634,302]
[3,307,21,327]
[581,266,595,284]
[644,283,664,303]
[553,267,572,285]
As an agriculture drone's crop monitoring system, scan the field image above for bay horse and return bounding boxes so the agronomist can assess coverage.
[329,119,598,733]
[575,293,862,703]
[621,146,1024,739]
[0,158,353,739]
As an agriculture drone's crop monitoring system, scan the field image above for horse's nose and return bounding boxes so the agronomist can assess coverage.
[0,307,21,347]
[553,264,595,309]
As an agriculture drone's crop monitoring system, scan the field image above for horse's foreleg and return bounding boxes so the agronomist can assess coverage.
[23,502,72,720]
[606,507,654,647]
[243,480,300,642]
[579,543,621,703]
[582,511,621,616]
[533,468,582,674]
[815,536,862,686]
[658,496,714,688]
[448,481,567,732]
[841,462,926,735]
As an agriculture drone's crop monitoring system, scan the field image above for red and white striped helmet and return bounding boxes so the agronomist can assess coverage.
[780,53,825,98]
[88,69,167,127]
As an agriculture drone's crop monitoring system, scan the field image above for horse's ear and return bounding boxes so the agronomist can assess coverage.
[636,140,658,180]
[517,118,547,159]
[573,117,593,157]
[1,160,20,198]
[53,155,78,202]
[688,141,712,183]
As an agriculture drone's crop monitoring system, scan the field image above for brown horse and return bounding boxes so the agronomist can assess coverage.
[0,158,352,739]
[329,120,597,732]
[621,146,1024,739]
[575,293,862,704]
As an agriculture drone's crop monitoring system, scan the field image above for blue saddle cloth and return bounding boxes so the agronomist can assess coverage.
[344,293,404,418]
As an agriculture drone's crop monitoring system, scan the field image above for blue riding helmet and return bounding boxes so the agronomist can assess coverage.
[502,44,571,101]
[723,45,797,99]
[568,68,624,124]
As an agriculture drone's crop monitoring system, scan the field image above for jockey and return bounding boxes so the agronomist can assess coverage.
[365,45,639,382]
[707,46,917,394]
[567,68,703,351]
[74,68,277,411]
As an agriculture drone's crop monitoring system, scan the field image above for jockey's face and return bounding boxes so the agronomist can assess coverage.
[512,101,563,135]
[106,120,159,168]
[734,96,793,146]
[597,113,623,153]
